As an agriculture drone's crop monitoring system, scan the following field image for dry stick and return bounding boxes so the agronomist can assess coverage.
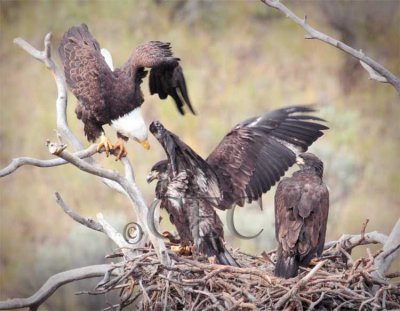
[274,260,327,310]
[324,231,388,250]
[260,0,400,94]
[0,265,116,311]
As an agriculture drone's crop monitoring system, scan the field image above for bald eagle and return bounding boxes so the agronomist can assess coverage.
[274,152,329,278]
[58,24,194,159]
[147,106,328,265]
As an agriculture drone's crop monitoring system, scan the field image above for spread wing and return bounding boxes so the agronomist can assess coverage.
[275,175,329,264]
[133,41,195,115]
[58,24,113,124]
[206,106,328,209]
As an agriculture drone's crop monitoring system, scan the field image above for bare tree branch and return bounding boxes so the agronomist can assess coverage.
[12,34,126,195]
[372,218,400,279]
[260,0,400,94]
[10,32,170,264]
[0,264,117,311]
[47,141,170,264]
[324,231,388,250]
[0,144,97,178]
[55,191,104,232]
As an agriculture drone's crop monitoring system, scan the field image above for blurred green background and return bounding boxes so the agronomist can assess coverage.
[1,0,399,310]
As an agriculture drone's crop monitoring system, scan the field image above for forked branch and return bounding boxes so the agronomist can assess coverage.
[0,264,117,311]
[6,33,170,262]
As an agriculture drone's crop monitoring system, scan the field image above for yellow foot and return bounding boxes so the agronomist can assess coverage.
[113,137,128,161]
[162,231,181,244]
[309,257,320,266]
[171,245,192,256]
[97,134,114,157]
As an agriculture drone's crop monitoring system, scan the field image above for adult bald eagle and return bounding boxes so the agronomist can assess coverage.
[274,153,329,278]
[147,106,328,265]
[58,24,194,159]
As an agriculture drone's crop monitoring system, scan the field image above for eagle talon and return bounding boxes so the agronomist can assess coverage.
[171,245,192,256]
[97,134,114,157]
[113,138,128,161]
[309,257,320,266]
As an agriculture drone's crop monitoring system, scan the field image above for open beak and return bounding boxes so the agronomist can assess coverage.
[140,139,150,150]
[296,156,305,166]
[146,170,159,184]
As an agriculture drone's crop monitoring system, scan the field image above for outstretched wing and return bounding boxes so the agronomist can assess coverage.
[58,24,113,125]
[133,41,195,115]
[206,106,328,209]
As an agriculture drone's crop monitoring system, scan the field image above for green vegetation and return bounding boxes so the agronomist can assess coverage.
[1,1,399,309]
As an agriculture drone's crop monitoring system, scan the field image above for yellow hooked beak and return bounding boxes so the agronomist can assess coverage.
[140,139,150,150]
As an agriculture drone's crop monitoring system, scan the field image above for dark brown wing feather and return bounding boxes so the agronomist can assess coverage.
[58,24,114,141]
[206,106,328,209]
[274,172,329,278]
[133,41,194,115]
[149,64,194,115]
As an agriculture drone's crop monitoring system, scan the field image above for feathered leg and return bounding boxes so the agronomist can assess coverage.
[274,246,299,279]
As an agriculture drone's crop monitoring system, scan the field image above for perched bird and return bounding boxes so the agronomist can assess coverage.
[147,106,328,265]
[58,24,194,159]
[274,152,329,278]
[147,160,238,266]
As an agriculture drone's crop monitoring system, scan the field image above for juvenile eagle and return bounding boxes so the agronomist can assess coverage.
[58,24,194,159]
[147,106,328,265]
[274,152,329,278]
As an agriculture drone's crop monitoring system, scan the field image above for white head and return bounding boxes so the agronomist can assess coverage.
[111,107,150,149]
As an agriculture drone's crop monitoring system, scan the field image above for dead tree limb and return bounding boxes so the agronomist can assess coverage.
[260,0,400,95]
[372,218,400,279]
[0,264,117,311]
[55,191,104,232]
[0,144,97,178]
[324,231,388,250]
[8,33,170,265]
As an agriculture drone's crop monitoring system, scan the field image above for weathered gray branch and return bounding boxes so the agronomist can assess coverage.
[0,264,117,311]
[47,142,170,265]
[55,191,104,232]
[372,218,400,279]
[10,32,169,264]
[324,231,388,250]
[0,144,97,178]
[261,0,400,94]
[12,34,125,194]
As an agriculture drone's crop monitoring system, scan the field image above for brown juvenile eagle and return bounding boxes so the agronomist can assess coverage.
[274,152,329,278]
[58,24,194,159]
[146,106,328,265]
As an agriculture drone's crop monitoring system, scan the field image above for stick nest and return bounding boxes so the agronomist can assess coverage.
[86,242,400,311]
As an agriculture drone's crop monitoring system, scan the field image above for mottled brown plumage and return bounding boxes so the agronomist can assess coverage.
[148,106,328,265]
[58,24,194,143]
[274,153,329,278]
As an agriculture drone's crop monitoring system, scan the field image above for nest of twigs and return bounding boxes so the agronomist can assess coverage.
[87,240,400,311]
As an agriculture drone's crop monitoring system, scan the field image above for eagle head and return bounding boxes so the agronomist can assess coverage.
[149,120,165,139]
[146,159,168,183]
[296,153,324,177]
